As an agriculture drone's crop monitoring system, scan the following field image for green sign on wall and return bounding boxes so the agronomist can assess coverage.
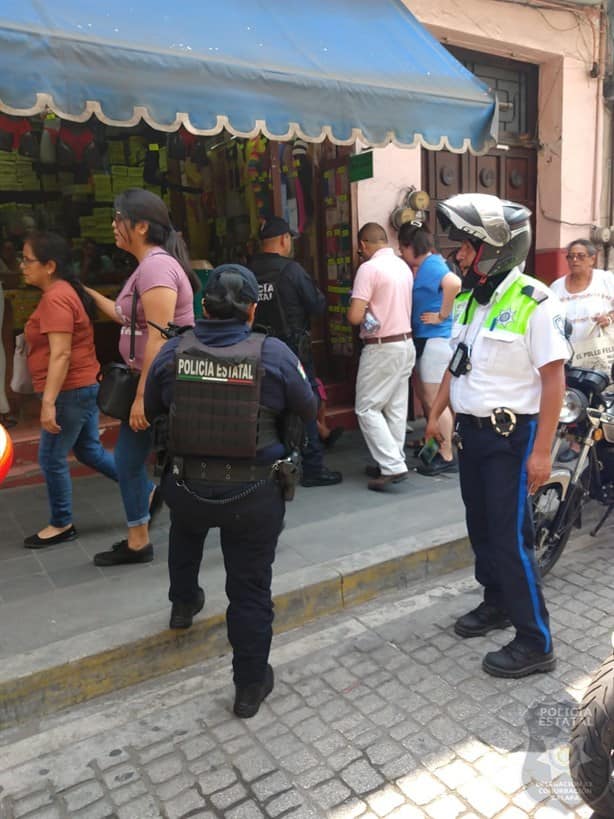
[348,151,374,183]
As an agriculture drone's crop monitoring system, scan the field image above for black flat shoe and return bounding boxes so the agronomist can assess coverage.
[94,540,153,567]
[169,587,205,629]
[24,526,77,549]
[234,665,274,719]
[323,427,344,450]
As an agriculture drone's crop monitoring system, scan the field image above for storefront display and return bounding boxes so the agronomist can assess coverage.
[0,112,361,417]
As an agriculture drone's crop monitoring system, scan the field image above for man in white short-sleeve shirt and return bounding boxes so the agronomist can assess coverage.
[347,223,415,491]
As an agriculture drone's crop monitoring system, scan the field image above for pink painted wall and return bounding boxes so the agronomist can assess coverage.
[355,0,609,278]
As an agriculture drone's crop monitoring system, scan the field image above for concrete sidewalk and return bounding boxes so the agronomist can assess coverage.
[0,428,472,728]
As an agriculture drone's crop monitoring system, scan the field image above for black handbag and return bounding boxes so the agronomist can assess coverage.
[97,289,140,422]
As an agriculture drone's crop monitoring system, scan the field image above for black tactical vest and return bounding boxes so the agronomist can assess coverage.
[168,330,280,460]
[253,255,292,341]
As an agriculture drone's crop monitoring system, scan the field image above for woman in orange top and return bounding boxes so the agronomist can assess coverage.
[21,232,118,548]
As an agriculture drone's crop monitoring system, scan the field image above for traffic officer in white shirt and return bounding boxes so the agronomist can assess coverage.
[426,193,568,678]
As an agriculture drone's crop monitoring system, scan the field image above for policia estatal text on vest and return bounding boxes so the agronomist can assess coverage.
[145,264,316,719]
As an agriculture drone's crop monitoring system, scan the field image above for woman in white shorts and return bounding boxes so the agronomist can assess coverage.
[399,221,461,475]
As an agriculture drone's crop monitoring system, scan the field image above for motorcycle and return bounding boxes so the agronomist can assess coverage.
[569,634,614,815]
[532,363,614,576]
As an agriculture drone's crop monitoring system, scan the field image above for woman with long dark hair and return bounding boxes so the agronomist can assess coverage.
[85,189,197,567]
[21,231,118,547]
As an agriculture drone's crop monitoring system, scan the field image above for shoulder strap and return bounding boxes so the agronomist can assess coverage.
[129,288,138,364]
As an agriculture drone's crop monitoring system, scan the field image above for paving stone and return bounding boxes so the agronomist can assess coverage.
[311,779,352,811]
[209,782,248,811]
[433,759,475,789]
[162,787,206,819]
[293,716,328,743]
[155,771,196,801]
[11,805,63,819]
[72,799,115,819]
[424,793,466,819]
[60,781,104,813]
[397,770,445,805]
[278,749,319,775]
[365,783,405,815]
[224,799,265,818]
[251,771,292,802]
[102,763,140,790]
[110,779,149,806]
[365,739,404,766]
[497,808,529,818]
[233,750,277,782]
[457,777,508,817]
[386,805,426,818]
[265,788,305,817]
[340,759,384,795]
[11,789,53,817]
[197,767,237,794]
[144,754,184,784]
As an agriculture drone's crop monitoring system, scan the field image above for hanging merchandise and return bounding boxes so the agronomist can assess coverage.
[0,114,36,157]
[40,113,60,164]
[292,139,313,234]
[245,136,272,220]
[57,124,101,172]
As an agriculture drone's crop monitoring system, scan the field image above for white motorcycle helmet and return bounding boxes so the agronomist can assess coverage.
[437,193,532,278]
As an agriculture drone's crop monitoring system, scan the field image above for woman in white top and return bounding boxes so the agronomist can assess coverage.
[550,238,614,460]
[550,239,614,341]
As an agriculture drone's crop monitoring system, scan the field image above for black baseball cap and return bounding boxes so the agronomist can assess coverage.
[204,264,259,304]
[259,216,298,240]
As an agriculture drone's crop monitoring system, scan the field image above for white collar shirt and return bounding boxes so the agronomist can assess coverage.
[449,268,570,416]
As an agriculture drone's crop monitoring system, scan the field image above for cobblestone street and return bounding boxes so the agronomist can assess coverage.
[0,532,611,819]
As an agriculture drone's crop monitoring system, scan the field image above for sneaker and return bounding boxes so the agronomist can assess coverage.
[454,602,511,637]
[301,467,343,487]
[169,587,205,629]
[482,638,556,678]
[94,540,153,567]
[234,664,274,719]
[416,454,458,476]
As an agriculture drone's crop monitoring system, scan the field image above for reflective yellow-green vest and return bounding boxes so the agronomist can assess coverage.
[452,274,548,336]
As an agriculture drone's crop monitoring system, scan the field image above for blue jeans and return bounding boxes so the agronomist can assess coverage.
[114,422,155,527]
[39,385,118,528]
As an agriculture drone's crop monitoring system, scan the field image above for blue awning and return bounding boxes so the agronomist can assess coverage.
[0,0,498,153]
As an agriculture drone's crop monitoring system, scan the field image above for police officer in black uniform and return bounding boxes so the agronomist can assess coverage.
[250,216,342,487]
[426,194,568,679]
[145,264,316,718]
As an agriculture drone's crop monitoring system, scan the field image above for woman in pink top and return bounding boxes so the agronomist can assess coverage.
[85,189,198,567]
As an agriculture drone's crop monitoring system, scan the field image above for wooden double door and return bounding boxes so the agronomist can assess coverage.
[422,145,537,274]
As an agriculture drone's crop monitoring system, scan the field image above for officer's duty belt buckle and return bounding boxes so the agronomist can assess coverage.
[490,407,517,437]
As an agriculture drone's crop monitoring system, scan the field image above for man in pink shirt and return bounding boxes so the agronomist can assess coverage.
[347,223,415,491]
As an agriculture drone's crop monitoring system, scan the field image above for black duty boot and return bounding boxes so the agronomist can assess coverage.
[482,638,556,679]
[169,587,205,629]
[301,467,343,487]
[233,665,274,719]
[454,602,511,638]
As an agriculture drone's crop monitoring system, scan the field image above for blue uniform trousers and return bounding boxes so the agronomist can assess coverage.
[161,473,285,686]
[457,417,552,654]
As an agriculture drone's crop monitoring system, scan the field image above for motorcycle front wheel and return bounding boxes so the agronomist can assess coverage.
[532,481,580,577]
[569,653,614,814]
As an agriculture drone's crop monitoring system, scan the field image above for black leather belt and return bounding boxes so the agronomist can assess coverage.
[456,411,538,431]
[172,457,275,483]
